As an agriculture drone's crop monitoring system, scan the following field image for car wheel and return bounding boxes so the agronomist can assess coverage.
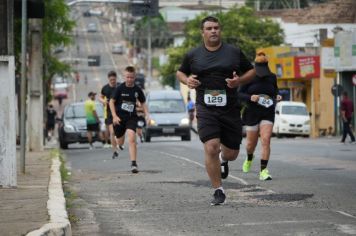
[60,140,68,149]
[181,133,191,141]
[276,129,282,139]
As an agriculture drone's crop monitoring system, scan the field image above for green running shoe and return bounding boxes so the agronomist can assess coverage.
[259,169,272,181]
[242,155,254,173]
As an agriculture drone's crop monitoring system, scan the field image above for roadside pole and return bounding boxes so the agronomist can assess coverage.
[28,18,44,151]
[0,0,17,187]
[20,0,28,173]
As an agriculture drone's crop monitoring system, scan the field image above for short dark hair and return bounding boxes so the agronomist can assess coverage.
[125,66,136,73]
[200,16,220,30]
[107,70,117,78]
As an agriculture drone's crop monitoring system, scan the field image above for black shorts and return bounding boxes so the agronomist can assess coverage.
[46,122,55,130]
[242,106,275,126]
[105,113,113,125]
[87,123,100,132]
[114,117,137,138]
[137,116,146,128]
[196,104,242,150]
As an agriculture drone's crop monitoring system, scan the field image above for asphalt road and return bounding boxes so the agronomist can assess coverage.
[61,5,356,236]
[64,136,356,236]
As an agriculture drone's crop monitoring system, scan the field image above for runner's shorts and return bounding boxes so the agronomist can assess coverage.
[114,117,137,138]
[137,116,146,128]
[196,104,242,150]
[87,123,100,132]
[242,106,275,126]
[105,112,113,125]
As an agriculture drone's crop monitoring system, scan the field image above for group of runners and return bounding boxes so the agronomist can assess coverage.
[85,66,148,174]
[84,15,282,206]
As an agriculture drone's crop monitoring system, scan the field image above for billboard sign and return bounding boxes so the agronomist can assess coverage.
[294,56,320,79]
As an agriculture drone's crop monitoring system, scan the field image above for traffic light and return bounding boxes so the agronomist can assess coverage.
[130,0,159,17]
[14,0,45,19]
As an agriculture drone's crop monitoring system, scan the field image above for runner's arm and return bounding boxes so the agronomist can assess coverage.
[176,71,200,89]
[98,94,106,104]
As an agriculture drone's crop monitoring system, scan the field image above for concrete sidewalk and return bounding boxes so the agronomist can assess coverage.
[0,149,71,236]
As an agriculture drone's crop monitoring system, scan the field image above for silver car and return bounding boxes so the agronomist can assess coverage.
[144,90,191,142]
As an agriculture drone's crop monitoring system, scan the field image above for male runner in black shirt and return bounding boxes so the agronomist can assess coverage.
[109,66,148,173]
[176,16,255,205]
[99,71,124,159]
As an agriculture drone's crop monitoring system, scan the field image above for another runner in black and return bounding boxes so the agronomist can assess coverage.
[99,71,124,158]
[239,50,282,181]
[176,16,255,205]
[109,66,148,173]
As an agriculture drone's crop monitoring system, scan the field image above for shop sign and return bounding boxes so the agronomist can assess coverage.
[294,56,320,79]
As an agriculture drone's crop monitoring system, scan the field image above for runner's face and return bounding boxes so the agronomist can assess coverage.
[202,21,221,46]
[108,76,117,86]
[124,71,135,87]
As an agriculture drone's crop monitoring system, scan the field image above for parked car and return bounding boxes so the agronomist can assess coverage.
[111,43,124,54]
[87,23,97,32]
[58,102,105,149]
[273,101,311,138]
[143,90,191,142]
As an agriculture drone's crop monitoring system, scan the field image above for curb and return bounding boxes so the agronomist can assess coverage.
[26,156,72,236]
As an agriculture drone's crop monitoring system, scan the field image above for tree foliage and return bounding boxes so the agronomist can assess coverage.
[15,0,75,102]
[160,6,284,88]
[132,14,173,49]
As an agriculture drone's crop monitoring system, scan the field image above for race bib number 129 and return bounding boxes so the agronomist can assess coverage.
[204,90,227,106]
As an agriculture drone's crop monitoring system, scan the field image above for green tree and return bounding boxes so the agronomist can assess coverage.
[160,6,284,88]
[15,0,75,102]
[131,15,173,49]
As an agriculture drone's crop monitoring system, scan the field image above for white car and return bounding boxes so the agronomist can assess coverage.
[111,43,124,54]
[273,101,311,138]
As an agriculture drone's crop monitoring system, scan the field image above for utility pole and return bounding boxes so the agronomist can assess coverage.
[0,0,17,187]
[19,0,28,173]
[28,18,44,151]
[147,16,152,86]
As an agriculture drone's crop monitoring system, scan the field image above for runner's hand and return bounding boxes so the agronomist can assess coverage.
[251,95,259,102]
[225,71,240,88]
[187,75,201,89]
[113,116,121,125]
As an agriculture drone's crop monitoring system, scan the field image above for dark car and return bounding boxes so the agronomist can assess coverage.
[143,90,191,142]
[135,73,145,90]
[58,102,104,149]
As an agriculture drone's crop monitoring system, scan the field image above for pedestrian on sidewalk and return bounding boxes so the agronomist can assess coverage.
[85,92,103,149]
[239,50,282,181]
[46,104,57,141]
[99,70,125,158]
[176,16,255,205]
[340,91,355,143]
[109,66,149,173]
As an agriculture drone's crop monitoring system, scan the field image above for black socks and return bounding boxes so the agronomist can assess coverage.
[261,159,269,171]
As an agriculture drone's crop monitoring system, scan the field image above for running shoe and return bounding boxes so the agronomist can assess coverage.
[89,144,94,150]
[112,151,118,159]
[259,169,272,181]
[242,155,254,173]
[221,161,229,179]
[119,145,125,150]
[210,189,226,206]
[131,165,139,174]
[103,143,111,148]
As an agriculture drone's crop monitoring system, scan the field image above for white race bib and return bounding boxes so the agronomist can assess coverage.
[204,90,227,107]
[257,95,273,108]
[121,102,134,112]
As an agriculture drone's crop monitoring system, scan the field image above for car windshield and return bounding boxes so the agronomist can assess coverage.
[149,99,185,113]
[65,103,104,118]
[281,105,308,116]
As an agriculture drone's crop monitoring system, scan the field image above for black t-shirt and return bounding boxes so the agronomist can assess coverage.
[46,109,57,124]
[112,83,146,119]
[239,73,279,112]
[101,83,119,113]
[178,43,253,109]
